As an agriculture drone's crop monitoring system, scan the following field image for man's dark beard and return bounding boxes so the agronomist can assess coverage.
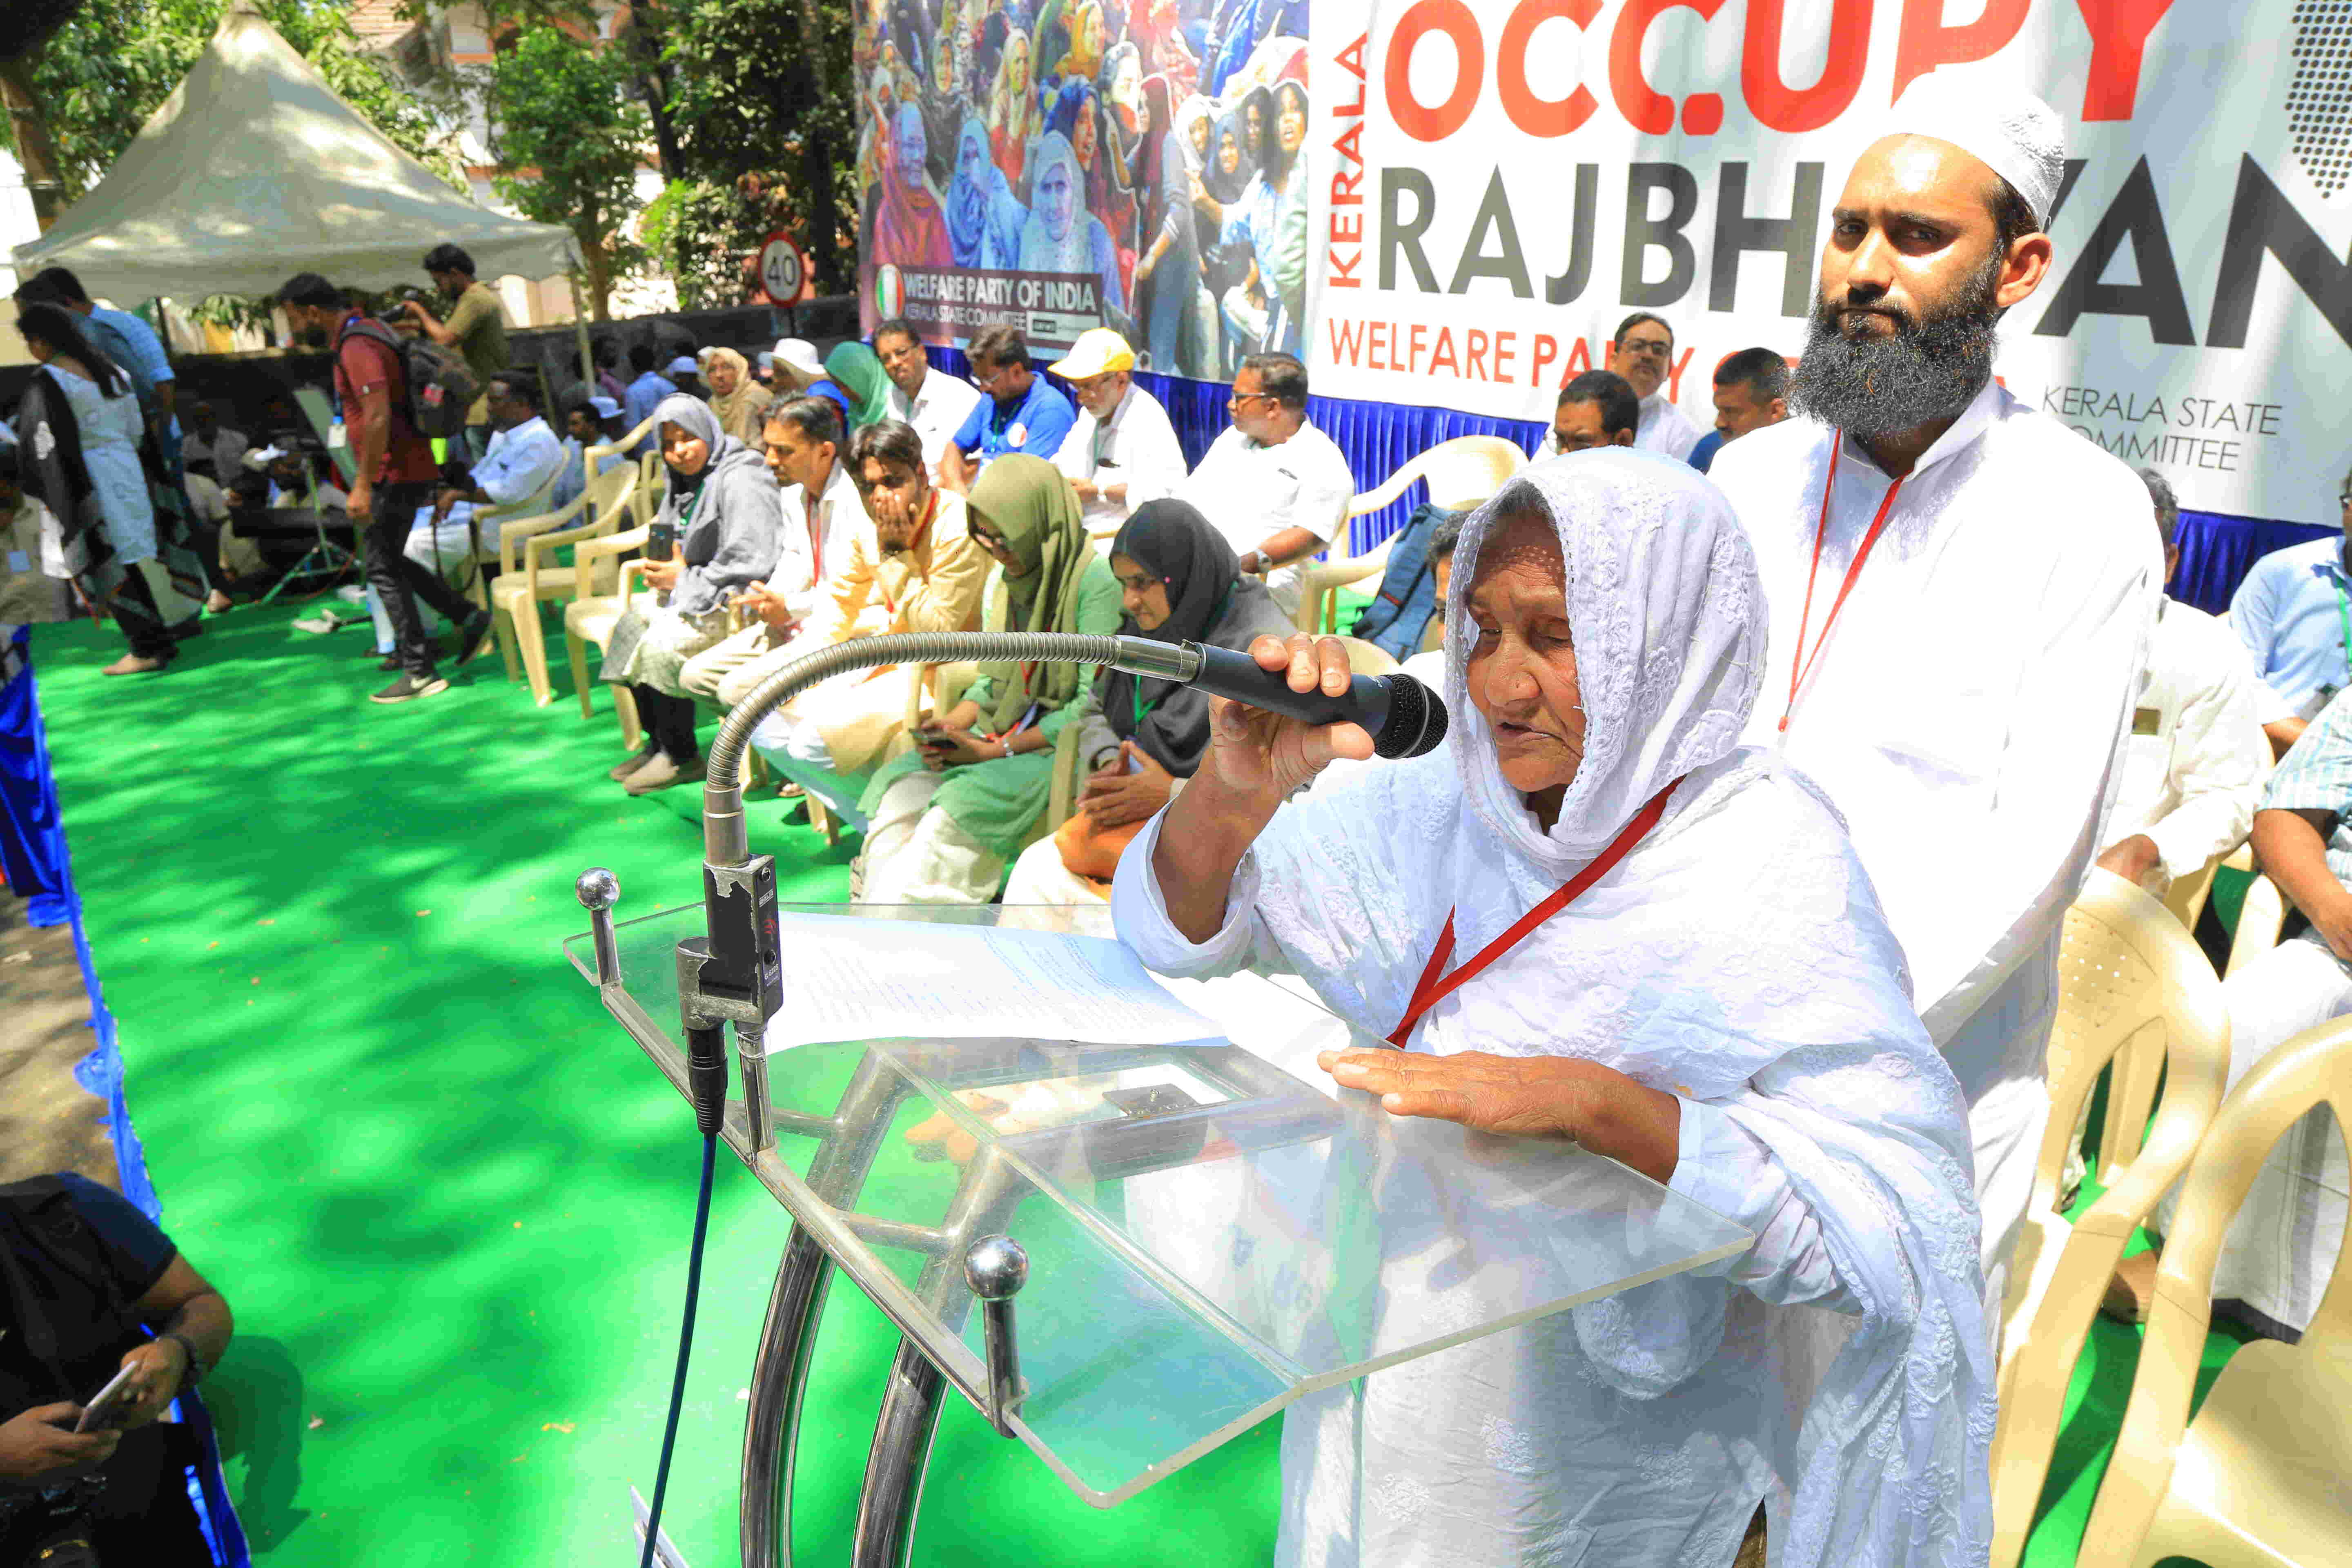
[1790,254,2002,437]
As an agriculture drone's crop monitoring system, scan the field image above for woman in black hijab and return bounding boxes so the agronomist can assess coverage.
[1002,497,1292,895]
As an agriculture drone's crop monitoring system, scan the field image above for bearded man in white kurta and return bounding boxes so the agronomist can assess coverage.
[1710,82,2160,1324]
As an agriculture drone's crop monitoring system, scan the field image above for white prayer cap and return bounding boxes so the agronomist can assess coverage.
[772,337,825,381]
[587,395,622,419]
[1880,74,2066,229]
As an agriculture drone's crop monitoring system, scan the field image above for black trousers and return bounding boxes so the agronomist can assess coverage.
[363,481,475,677]
[632,685,701,761]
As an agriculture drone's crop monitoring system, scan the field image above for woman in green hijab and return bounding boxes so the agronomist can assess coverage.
[854,454,1120,903]
[820,343,893,431]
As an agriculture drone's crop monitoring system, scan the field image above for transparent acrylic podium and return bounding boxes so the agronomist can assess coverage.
[567,902,1751,1568]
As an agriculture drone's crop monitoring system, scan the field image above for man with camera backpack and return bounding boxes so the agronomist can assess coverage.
[276,273,494,704]
[0,1172,232,1566]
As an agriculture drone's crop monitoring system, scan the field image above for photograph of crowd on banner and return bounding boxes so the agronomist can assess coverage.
[854,0,1309,376]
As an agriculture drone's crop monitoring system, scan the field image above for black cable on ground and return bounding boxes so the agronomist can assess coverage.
[640,1131,718,1568]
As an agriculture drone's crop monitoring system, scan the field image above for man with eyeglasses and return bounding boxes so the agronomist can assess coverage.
[1049,328,1187,535]
[1524,371,1639,463]
[874,316,981,482]
[2227,467,2352,757]
[1607,312,1704,461]
[939,324,1076,494]
[1178,351,1354,617]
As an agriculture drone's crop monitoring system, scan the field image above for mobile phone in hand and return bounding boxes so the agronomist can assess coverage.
[646,521,678,561]
[76,1363,140,1433]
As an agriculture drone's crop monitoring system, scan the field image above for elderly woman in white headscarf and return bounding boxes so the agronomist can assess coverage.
[1113,451,1992,1567]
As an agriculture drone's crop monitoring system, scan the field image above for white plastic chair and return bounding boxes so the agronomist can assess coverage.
[1294,436,1523,633]
[1987,869,2231,1568]
[2076,1014,2352,1568]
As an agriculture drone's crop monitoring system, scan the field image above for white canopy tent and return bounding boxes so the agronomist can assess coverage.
[9,4,581,301]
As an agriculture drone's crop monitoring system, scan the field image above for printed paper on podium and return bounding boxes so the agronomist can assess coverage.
[767,911,1219,1050]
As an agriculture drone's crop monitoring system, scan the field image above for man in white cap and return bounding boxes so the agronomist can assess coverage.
[1711,76,2161,1333]
[1049,328,1187,535]
[1606,312,1705,460]
[772,337,828,392]
[873,317,980,481]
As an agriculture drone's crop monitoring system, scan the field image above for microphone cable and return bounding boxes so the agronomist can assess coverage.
[639,1129,717,1568]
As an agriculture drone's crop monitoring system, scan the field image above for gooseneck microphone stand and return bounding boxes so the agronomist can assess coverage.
[606,632,1183,1568]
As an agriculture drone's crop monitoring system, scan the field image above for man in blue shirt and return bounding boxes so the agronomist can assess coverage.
[16,267,179,448]
[1687,346,1790,474]
[622,343,677,456]
[2227,468,2352,756]
[938,324,1075,493]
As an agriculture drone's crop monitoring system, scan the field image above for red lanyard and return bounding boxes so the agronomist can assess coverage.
[1386,776,1684,1047]
[1780,449,1905,733]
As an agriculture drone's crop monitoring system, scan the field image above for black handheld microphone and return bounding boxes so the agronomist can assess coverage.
[1136,641,1450,759]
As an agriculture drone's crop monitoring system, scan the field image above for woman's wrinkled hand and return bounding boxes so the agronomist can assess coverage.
[1319,1048,1683,1184]
[1194,634,1374,813]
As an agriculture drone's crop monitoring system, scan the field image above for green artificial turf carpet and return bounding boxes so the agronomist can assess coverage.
[31,597,2236,1565]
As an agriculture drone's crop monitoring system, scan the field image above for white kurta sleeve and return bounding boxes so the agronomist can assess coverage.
[2141,630,2271,878]
[1110,810,1271,979]
[1670,1096,1849,1311]
[1915,544,2157,1041]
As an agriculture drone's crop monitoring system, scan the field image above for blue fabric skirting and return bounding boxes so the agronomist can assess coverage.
[0,626,250,1568]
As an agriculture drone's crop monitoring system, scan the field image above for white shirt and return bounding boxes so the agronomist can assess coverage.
[1635,392,1704,461]
[884,366,984,482]
[472,414,566,518]
[1712,378,2160,1283]
[1051,382,1187,534]
[770,459,873,623]
[1179,419,1356,614]
[2108,597,2273,890]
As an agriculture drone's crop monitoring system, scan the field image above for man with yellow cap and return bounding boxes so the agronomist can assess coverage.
[1711,76,2161,1334]
[1049,328,1187,535]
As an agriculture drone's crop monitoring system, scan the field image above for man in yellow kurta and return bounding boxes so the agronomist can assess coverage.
[732,419,993,824]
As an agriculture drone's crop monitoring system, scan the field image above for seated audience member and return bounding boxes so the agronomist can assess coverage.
[940,325,1078,492]
[0,1171,234,1566]
[1608,311,1703,459]
[1002,498,1294,904]
[2094,469,2272,893]
[0,448,69,623]
[178,401,248,483]
[2105,688,2352,1339]
[552,395,628,511]
[386,373,561,661]
[2230,467,2352,758]
[771,338,827,394]
[1049,328,1187,535]
[1687,347,1790,473]
[1179,351,1353,616]
[875,316,982,480]
[677,396,870,713]
[702,345,774,443]
[177,470,237,612]
[852,455,1119,903]
[665,354,704,401]
[1525,371,1638,462]
[1397,513,1460,688]
[734,421,993,826]
[624,346,678,454]
[813,343,893,436]
[602,396,780,794]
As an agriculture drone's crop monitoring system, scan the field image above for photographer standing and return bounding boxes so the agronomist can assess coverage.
[391,244,511,458]
[0,1172,232,1566]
